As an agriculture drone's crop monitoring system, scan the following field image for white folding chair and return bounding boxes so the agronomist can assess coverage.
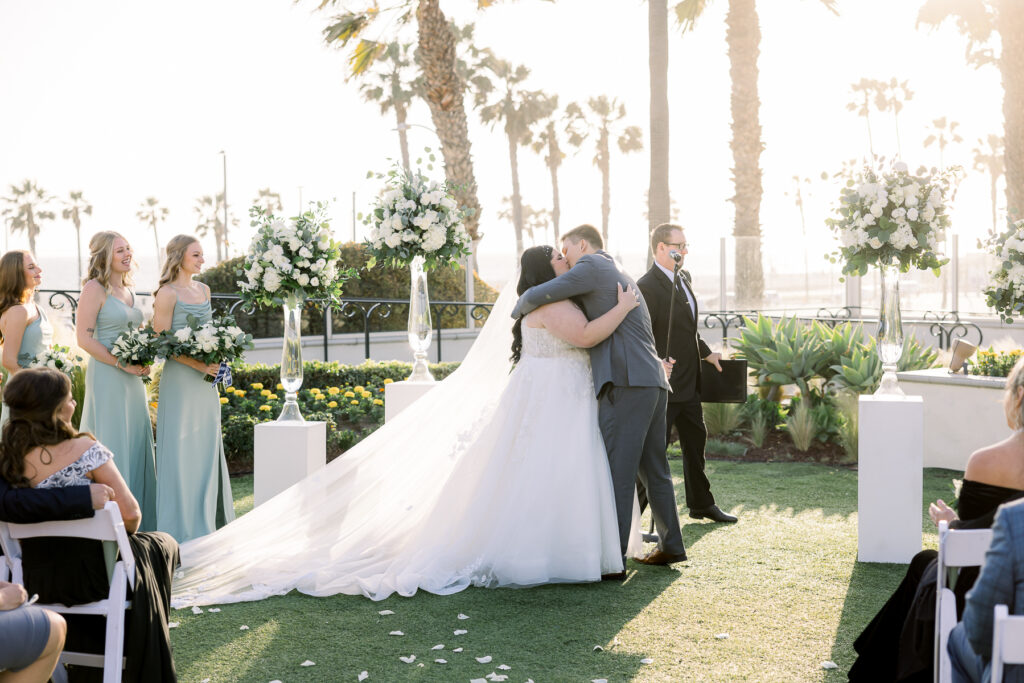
[0,501,135,683]
[993,604,1024,683]
[935,520,994,683]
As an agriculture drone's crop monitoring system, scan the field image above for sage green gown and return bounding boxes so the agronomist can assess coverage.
[0,305,54,425]
[155,297,234,543]
[80,293,157,531]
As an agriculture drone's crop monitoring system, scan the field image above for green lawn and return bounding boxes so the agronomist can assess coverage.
[170,460,958,682]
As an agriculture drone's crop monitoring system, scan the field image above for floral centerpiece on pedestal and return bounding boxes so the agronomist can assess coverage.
[236,202,357,421]
[364,161,472,381]
[980,218,1024,323]
[826,162,960,394]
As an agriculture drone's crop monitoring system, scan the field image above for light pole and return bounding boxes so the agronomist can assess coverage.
[219,150,228,260]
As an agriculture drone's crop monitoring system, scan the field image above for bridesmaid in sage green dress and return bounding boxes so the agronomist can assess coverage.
[75,231,157,531]
[0,251,54,426]
[153,234,234,543]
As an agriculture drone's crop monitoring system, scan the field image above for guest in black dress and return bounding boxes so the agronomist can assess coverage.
[0,368,179,682]
[849,357,1024,681]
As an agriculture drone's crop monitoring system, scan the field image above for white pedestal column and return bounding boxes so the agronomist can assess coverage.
[254,421,326,507]
[858,395,924,563]
[384,380,438,422]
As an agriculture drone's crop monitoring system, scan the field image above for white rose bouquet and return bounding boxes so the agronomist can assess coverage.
[827,162,960,276]
[364,163,471,270]
[29,344,83,376]
[110,324,160,383]
[237,202,357,309]
[157,314,253,384]
[981,218,1024,323]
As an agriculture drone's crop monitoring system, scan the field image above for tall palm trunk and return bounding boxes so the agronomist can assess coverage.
[415,0,482,243]
[507,123,525,256]
[727,0,764,308]
[395,101,412,171]
[546,121,561,242]
[26,207,37,255]
[598,126,611,247]
[1001,0,1024,216]
[72,215,83,283]
[648,0,670,268]
[153,224,162,268]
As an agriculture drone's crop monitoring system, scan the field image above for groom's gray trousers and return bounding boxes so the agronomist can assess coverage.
[598,384,685,557]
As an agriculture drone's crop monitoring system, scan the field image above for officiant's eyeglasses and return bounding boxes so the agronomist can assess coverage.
[664,241,688,250]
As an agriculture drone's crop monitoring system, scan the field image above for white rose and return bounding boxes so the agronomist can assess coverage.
[296,273,310,286]
[310,277,319,287]
[299,246,312,258]
[906,207,919,221]
[870,203,883,217]
[402,230,418,243]
[867,237,884,249]
[174,326,193,343]
[384,232,403,248]
[263,268,282,293]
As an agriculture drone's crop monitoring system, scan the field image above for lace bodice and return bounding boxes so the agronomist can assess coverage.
[520,324,589,361]
[34,442,112,489]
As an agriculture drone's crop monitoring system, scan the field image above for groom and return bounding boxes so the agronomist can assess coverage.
[511,224,687,569]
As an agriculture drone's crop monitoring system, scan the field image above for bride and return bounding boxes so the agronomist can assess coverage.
[172,246,644,605]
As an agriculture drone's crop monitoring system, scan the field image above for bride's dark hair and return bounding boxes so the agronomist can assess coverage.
[510,246,558,364]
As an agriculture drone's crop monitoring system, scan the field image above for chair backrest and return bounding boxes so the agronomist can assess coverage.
[935,520,995,683]
[1,501,135,589]
[993,604,1024,683]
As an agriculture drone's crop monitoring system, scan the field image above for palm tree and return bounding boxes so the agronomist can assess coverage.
[566,96,644,248]
[783,175,813,302]
[649,0,671,268]
[1,180,55,255]
[846,77,884,159]
[478,57,556,256]
[675,0,838,307]
[923,117,963,169]
[530,94,565,242]
[61,190,92,283]
[356,40,421,170]
[497,198,551,246]
[918,1,1024,216]
[137,198,169,269]
[194,194,232,263]
[874,78,913,158]
[253,188,284,217]
[973,134,1005,233]
[315,1,483,242]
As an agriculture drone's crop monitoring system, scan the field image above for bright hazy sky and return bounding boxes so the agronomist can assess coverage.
[0,0,1005,298]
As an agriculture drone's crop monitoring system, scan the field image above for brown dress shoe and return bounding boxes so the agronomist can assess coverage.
[601,571,627,581]
[635,548,688,565]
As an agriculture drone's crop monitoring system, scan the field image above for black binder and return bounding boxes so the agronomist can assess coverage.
[698,359,748,404]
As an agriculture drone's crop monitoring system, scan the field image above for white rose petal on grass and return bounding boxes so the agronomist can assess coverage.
[457,613,470,620]
[191,606,203,615]
[358,672,369,681]
[821,661,839,670]
[471,679,488,683]
[593,645,604,652]
[640,658,654,664]
[476,656,492,663]
[431,644,444,650]
[454,629,468,635]
[497,664,511,670]
[207,608,221,613]
[715,633,730,640]
[592,679,608,683]
[239,625,249,631]
[453,647,464,653]
[300,660,315,667]
[434,659,447,664]
[486,675,508,682]
[399,655,416,664]
[168,622,179,629]
[378,609,394,615]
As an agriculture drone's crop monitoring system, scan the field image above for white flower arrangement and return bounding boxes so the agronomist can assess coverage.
[981,218,1024,323]
[237,202,356,308]
[29,344,83,376]
[827,162,960,276]
[364,162,471,270]
[110,324,160,382]
[158,314,253,366]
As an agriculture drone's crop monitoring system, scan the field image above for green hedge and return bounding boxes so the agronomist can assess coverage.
[198,243,499,339]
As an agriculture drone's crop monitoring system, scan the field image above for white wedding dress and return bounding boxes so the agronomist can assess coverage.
[171,283,638,606]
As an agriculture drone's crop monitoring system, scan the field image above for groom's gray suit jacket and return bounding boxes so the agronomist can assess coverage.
[510,250,669,395]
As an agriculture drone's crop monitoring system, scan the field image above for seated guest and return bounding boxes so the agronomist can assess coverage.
[0,368,179,681]
[947,497,1024,683]
[0,580,66,683]
[849,356,1024,682]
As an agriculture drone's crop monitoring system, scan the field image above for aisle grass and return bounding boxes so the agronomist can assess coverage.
[171,460,956,682]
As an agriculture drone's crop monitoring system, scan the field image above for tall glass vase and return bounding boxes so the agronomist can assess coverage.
[278,293,305,421]
[875,262,904,396]
[407,255,435,382]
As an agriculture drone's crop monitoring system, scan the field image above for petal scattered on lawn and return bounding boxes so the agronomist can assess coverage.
[471,679,487,683]
[476,656,492,663]
[191,606,203,615]
[399,655,416,664]
[358,671,368,681]
[715,633,729,640]
[168,622,179,629]
[486,675,508,682]
[270,680,282,683]
[239,625,249,631]
[389,631,404,636]
[497,664,511,670]
[378,610,394,616]
[300,660,315,667]
[200,679,210,682]
[640,658,654,664]
[458,613,470,620]
[431,644,444,650]
[454,629,468,635]
[434,659,447,664]
[593,646,604,652]
[208,608,221,613]
[453,647,464,653]
[821,661,839,670]
[591,679,608,683]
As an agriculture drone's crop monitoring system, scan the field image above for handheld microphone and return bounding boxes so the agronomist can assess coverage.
[669,249,682,263]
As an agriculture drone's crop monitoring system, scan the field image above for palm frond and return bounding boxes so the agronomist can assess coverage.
[673,0,710,34]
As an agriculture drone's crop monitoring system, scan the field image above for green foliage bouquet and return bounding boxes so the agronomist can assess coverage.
[110,324,160,382]
[29,344,83,377]
[158,314,254,365]
[364,159,471,270]
[237,202,356,308]
[980,219,1024,323]
[827,162,959,276]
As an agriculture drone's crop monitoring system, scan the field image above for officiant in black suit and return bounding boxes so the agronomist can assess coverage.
[636,223,737,524]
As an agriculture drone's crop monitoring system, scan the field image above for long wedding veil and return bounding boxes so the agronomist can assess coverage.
[172,280,518,606]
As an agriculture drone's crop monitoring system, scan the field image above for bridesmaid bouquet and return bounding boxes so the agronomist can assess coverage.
[29,344,83,377]
[110,324,160,383]
[158,314,253,385]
